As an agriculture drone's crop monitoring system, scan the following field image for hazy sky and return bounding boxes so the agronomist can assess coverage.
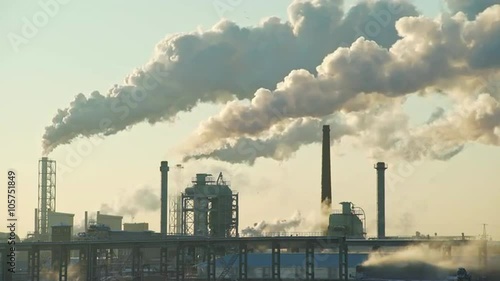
[1,0,499,240]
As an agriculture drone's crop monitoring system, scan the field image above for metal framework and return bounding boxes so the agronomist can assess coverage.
[0,236,482,281]
[38,157,56,239]
[338,238,348,280]
[271,242,281,279]
[181,174,238,238]
[305,242,314,280]
[169,194,183,234]
[239,242,248,280]
[28,246,40,281]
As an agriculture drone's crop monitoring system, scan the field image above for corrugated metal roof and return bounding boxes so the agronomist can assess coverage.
[199,253,369,267]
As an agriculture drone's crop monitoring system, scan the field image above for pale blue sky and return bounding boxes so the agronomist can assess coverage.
[1,0,499,239]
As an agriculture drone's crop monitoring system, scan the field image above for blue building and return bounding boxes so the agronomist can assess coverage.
[196,253,369,279]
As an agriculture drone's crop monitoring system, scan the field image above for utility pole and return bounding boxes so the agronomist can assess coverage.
[482,224,488,240]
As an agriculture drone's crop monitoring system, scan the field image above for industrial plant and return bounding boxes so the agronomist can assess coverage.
[0,125,495,281]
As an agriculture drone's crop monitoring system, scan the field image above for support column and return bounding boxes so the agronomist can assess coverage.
[271,242,280,280]
[79,246,88,280]
[305,242,315,280]
[131,246,142,281]
[87,245,97,281]
[58,246,68,281]
[29,246,40,281]
[206,245,216,281]
[160,247,168,277]
[338,238,348,281]
[238,243,248,280]
[176,244,185,281]
[104,249,110,278]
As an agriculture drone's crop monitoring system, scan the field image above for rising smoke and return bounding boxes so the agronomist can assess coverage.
[241,211,303,237]
[42,0,500,166]
[241,202,333,237]
[42,0,419,154]
[99,186,160,218]
[183,5,500,163]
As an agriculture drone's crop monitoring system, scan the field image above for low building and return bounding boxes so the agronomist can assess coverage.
[327,202,365,238]
[48,211,74,236]
[123,222,149,232]
[96,212,122,230]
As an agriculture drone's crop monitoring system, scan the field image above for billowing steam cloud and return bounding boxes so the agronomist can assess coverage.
[360,243,500,279]
[100,186,160,218]
[183,92,500,164]
[182,115,352,165]
[183,4,500,163]
[42,0,420,154]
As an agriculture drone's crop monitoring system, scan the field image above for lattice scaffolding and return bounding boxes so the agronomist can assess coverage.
[168,194,183,234]
[38,157,56,237]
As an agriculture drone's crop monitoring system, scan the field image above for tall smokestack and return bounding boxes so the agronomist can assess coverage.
[84,211,88,232]
[160,161,170,235]
[34,208,38,235]
[321,125,332,209]
[375,162,388,239]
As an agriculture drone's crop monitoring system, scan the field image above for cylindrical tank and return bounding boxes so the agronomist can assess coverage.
[209,186,233,237]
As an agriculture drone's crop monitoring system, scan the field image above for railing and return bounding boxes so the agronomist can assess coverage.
[366,235,478,240]
[239,232,325,237]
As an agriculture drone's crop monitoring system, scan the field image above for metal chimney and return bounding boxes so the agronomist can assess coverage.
[34,208,38,235]
[375,162,388,239]
[160,161,170,235]
[84,211,88,232]
[321,125,332,209]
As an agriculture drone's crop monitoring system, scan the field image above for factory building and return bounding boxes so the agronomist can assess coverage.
[181,172,238,237]
[96,212,123,231]
[47,211,74,237]
[197,253,368,279]
[321,125,366,239]
[123,223,149,232]
[327,202,365,238]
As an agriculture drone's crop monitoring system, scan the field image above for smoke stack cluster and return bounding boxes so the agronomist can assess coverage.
[160,161,169,235]
[375,162,388,239]
[321,125,332,209]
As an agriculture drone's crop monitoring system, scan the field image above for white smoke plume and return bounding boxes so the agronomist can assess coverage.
[99,186,160,218]
[183,5,500,163]
[241,212,303,237]
[367,93,500,161]
[181,95,399,164]
[241,206,333,237]
[42,0,420,154]
[182,115,350,165]
[360,242,500,279]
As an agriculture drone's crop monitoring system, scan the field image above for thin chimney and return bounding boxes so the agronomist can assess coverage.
[321,125,332,209]
[160,161,170,235]
[375,162,388,239]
